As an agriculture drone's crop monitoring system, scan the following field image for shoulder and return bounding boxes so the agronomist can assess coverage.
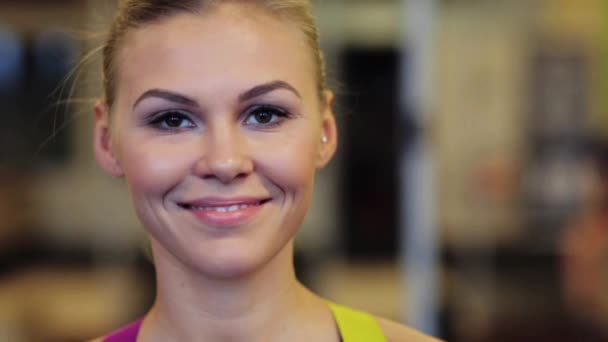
[327,302,442,341]
[375,316,444,342]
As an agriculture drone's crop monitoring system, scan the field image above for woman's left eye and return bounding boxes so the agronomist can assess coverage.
[244,105,290,127]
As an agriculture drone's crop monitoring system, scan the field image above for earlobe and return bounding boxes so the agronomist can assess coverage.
[316,90,338,169]
[93,101,124,177]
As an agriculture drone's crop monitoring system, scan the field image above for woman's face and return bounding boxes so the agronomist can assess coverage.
[94,3,336,278]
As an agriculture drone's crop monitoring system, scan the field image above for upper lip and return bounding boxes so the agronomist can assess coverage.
[178,197,271,208]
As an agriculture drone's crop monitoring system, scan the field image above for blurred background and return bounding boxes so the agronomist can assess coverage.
[1,0,608,341]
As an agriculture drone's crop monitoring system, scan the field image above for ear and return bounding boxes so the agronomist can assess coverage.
[93,101,124,177]
[316,90,338,169]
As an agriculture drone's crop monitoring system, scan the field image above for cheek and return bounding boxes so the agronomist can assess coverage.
[118,136,193,198]
[256,133,319,194]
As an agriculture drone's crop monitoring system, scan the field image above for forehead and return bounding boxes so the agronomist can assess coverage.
[113,4,317,107]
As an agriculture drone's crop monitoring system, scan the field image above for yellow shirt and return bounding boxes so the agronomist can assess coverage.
[328,303,387,342]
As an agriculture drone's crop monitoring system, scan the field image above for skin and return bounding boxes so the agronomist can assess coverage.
[93,3,441,341]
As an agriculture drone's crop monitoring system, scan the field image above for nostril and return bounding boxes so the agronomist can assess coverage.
[199,157,253,180]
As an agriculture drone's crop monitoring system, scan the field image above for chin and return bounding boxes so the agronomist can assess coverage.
[195,252,262,279]
[176,239,281,280]
[147,213,299,281]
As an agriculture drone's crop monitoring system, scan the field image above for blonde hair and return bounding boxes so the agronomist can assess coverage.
[102,0,327,107]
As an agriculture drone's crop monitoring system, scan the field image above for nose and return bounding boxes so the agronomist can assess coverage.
[193,128,253,183]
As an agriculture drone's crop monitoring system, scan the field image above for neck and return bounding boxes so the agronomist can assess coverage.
[141,239,318,342]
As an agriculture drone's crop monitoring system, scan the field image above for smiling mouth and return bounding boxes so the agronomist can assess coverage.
[177,198,272,226]
[178,200,268,212]
[177,199,271,212]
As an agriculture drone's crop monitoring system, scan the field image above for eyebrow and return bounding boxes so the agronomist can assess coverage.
[132,80,301,109]
[133,89,198,109]
[238,80,301,102]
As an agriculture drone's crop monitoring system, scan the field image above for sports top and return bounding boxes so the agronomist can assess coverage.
[103,302,386,342]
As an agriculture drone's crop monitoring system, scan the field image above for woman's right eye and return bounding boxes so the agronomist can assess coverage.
[148,111,195,130]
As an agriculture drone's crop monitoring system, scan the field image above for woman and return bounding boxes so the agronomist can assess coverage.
[92,0,440,341]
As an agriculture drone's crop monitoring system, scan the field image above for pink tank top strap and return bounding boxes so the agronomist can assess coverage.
[103,319,143,342]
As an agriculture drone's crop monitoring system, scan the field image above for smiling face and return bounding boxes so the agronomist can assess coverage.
[94,3,337,278]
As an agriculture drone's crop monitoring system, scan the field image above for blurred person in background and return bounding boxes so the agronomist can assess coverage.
[560,139,608,340]
[89,0,441,341]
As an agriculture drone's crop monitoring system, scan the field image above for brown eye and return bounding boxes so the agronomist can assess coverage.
[165,114,185,127]
[254,111,273,124]
[149,111,195,130]
[244,105,289,127]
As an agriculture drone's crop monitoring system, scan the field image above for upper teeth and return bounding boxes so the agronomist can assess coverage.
[190,204,254,212]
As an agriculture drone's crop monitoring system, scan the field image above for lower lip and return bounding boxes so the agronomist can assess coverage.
[184,203,267,227]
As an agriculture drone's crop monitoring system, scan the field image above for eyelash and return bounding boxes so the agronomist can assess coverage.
[148,110,195,130]
[147,105,292,131]
[243,105,291,128]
